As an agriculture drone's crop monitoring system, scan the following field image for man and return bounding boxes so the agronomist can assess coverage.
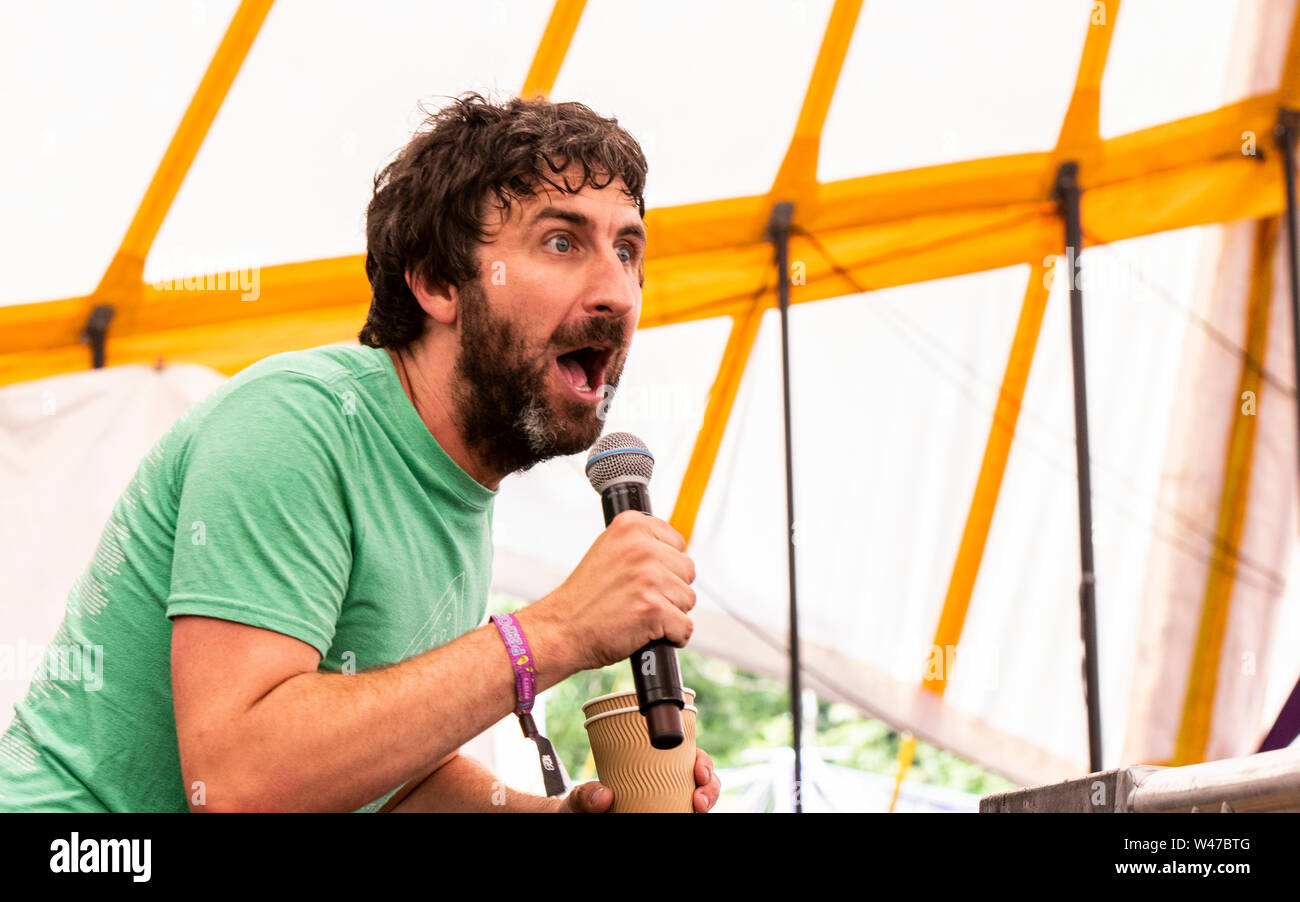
[0,93,721,813]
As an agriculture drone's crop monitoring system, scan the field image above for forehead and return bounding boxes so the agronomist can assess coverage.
[492,169,642,233]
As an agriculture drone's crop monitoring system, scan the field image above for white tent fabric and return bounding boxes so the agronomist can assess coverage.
[1116,2,1300,767]
[0,364,225,718]
[1121,222,1300,766]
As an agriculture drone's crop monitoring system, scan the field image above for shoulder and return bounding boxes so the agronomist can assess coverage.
[197,344,388,421]
[228,343,388,394]
[172,344,386,475]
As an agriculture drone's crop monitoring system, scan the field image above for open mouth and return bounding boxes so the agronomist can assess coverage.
[555,344,614,402]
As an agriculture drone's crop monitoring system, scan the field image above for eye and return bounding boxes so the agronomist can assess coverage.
[618,241,645,265]
[546,234,572,253]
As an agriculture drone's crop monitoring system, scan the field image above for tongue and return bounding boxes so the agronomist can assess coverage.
[558,355,587,389]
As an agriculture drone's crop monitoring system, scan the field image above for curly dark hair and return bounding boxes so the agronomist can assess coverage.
[358,92,649,350]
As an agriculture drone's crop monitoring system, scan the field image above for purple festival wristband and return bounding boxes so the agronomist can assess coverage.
[489,612,566,797]
[490,613,537,717]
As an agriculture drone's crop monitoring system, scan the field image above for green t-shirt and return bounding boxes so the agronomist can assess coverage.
[0,344,496,812]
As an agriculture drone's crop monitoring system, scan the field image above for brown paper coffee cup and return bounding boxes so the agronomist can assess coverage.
[583,702,698,813]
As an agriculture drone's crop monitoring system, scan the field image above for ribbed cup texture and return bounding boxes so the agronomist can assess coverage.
[584,705,697,813]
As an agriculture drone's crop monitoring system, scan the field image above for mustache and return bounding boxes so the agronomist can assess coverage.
[550,317,629,353]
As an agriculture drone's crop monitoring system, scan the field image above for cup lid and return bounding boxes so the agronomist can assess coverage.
[583,704,698,730]
[581,687,695,712]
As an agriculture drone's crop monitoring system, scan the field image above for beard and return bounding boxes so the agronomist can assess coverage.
[450,278,629,477]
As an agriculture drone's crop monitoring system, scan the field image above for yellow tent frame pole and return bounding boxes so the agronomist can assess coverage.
[1050,0,1120,174]
[1175,217,1279,765]
[672,0,861,546]
[770,0,862,202]
[521,0,587,99]
[93,0,274,337]
[669,300,765,547]
[4,89,1285,385]
[1280,1,1300,107]
[924,264,1051,696]
[921,2,1119,699]
[887,733,916,812]
[898,0,1119,781]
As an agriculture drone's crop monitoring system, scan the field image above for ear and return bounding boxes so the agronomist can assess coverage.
[405,268,458,326]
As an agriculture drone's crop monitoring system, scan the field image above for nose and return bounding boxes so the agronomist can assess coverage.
[582,244,639,322]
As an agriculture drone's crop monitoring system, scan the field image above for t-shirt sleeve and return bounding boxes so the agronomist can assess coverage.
[166,371,355,658]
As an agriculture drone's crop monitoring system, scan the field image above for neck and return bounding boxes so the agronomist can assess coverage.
[386,345,504,491]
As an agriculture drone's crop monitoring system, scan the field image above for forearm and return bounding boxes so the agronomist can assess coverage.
[388,753,561,813]
[208,606,571,812]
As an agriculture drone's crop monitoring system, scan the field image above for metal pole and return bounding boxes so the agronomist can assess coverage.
[1276,109,1300,532]
[79,304,115,370]
[1260,109,1300,754]
[767,201,803,811]
[1052,162,1103,773]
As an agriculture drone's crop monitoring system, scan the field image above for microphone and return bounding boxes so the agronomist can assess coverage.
[585,432,686,750]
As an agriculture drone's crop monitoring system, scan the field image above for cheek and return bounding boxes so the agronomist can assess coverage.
[492,262,555,305]
[484,255,584,347]
[484,281,550,338]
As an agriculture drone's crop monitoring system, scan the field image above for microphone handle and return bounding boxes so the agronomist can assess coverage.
[601,481,686,750]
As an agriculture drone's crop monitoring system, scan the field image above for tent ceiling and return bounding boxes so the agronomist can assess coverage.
[4,0,1300,784]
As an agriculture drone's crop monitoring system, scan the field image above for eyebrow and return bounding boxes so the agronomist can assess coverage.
[531,206,646,245]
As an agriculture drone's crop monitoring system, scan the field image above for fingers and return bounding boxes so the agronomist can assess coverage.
[629,518,697,617]
[645,513,687,553]
[564,781,612,813]
[694,779,719,813]
[610,511,695,592]
[659,571,697,614]
[646,567,695,647]
[654,545,696,590]
[613,509,686,553]
[694,748,714,786]
[662,607,694,648]
[567,774,717,813]
[605,510,698,649]
[692,749,721,812]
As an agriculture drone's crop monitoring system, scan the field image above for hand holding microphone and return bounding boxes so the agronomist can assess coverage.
[519,433,695,747]
[584,433,689,749]
[544,508,696,669]
[513,432,711,808]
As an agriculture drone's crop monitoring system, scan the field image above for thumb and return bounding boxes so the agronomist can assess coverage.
[564,782,613,813]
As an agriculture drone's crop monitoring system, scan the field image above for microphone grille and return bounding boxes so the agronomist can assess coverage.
[585,432,654,492]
